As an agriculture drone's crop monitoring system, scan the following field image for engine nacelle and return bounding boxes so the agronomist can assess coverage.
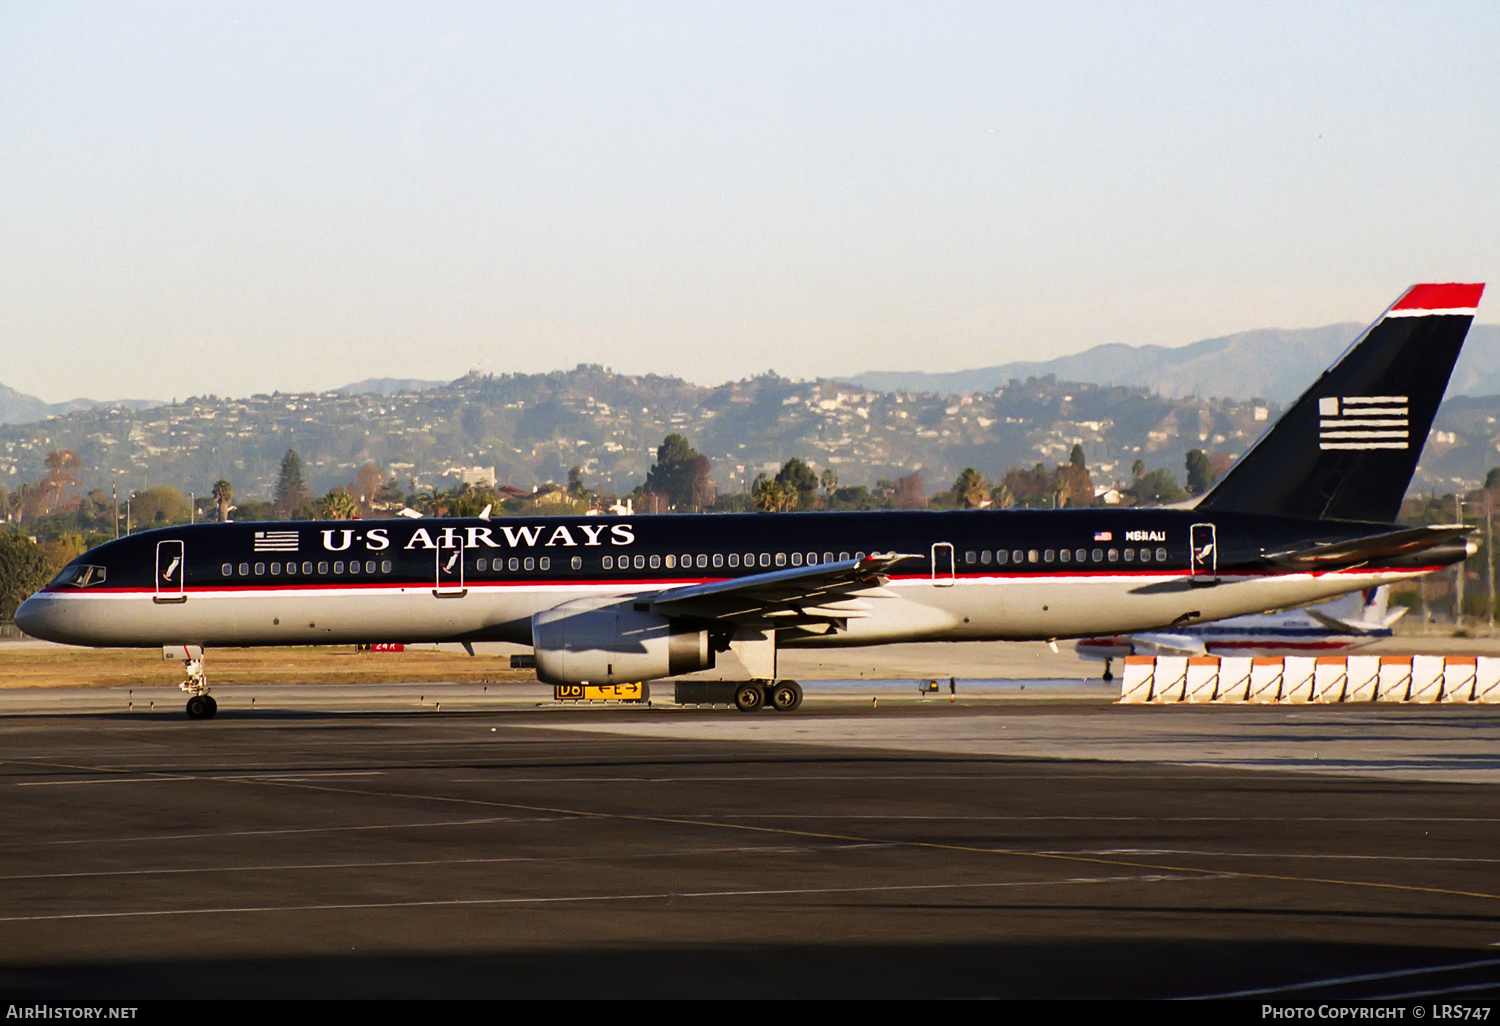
[531,599,714,685]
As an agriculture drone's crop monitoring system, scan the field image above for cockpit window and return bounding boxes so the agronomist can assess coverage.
[51,565,106,588]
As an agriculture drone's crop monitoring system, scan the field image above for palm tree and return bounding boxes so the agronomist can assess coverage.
[317,490,360,520]
[211,480,234,522]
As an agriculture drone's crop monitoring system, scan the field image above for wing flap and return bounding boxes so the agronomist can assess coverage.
[648,552,920,629]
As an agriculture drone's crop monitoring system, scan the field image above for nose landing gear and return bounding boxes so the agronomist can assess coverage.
[173,646,217,719]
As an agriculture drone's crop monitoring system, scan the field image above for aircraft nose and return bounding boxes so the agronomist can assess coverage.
[14,593,57,642]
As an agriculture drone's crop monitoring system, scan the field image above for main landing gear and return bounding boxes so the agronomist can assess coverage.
[734,680,804,713]
[176,647,217,719]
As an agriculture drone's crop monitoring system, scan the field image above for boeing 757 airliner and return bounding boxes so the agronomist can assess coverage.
[16,283,1485,717]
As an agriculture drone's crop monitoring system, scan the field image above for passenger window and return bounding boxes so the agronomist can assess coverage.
[965,551,976,564]
[760,554,770,567]
[996,550,1008,565]
[698,554,708,568]
[839,552,850,562]
[239,563,249,576]
[476,558,487,571]
[302,561,312,574]
[1028,550,1039,563]
[334,562,345,573]
[603,555,614,570]
[791,552,802,566]
[1108,549,1119,562]
[1076,549,1087,562]
[271,563,281,575]
[980,550,991,565]
[1058,549,1070,563]
[682,553,691,567]
[711,553,721,568]
[1091,549,1103,562]
[728,554,739,568]
[635,554,645,569]
[1043,550,1054,563]
[648,554,660,569]
[1157,547,1168,561]
[855,552,865,560]
[776,553,787,567]
[1123,549,1134,562]
[318,561,329,574]
[571,556,581,570]
[221,563,233,576]
[664,554,676,569]
[1137,549,1149,563]
[509,557,520,571]
[524,557,535,571]
[350,561,360,574]
[255,562,266,575]
[380,560,392,573]
[824,552,834,564]
[1012,550,1024,564]
[806,552,817,565]
[368,561,378,574]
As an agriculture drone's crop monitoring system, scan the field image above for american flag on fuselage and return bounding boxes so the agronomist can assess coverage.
[253,530,299,552]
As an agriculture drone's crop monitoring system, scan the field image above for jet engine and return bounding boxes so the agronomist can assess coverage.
[531,599,714,685]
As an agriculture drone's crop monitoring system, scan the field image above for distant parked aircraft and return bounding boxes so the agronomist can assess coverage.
[1076,586,1405,680]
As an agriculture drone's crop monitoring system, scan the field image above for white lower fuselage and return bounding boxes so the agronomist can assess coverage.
[23,567,1418,651]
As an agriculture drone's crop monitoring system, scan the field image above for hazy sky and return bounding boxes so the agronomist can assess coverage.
[2,2,1496,402]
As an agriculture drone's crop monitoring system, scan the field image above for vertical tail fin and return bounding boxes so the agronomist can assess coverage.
[1196,283,1484,522]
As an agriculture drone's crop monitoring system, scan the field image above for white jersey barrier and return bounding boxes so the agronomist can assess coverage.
[1116,654,1500,704]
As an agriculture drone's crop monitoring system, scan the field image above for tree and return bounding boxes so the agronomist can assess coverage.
[642,434,704,510]
[1069,444,1087,472]
[688,455,716,511]
[1126,468,1187,506]
[0,532,51,623]
[274,450,310,519]
[820,468,839,501]
[567,465,587,498]
[751,474,796,513]
[352,462,386,516]
[774,458,818,510]
[317,489,360,520]
[40,450,82,512]
[951,467,988,509]
[893,471,925,510]
[1185,449,1217,496]
[131,486,189,525]
[211,480,234,522]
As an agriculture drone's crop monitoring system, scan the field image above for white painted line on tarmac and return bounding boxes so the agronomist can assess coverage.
[15,775,197,787]
[0,872,1192,923]
[1187,956,1500,999]
[0,842,848,882]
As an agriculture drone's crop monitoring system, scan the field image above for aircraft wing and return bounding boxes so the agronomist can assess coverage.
[646,552,921,630]
[1262,525,1475,571]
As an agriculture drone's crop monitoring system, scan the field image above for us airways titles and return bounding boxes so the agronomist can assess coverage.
[309,522,637,554]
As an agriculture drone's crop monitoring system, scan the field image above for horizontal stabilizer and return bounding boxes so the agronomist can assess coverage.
[1263,525,1475,571]
[1127,633,1208,657]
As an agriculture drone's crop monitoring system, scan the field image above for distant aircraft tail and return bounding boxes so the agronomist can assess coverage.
[1196,283,1484,523]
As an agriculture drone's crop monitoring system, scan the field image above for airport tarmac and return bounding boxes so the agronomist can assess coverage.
[2,674,1500,998]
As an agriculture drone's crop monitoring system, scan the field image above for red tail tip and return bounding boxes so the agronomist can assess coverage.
[1391,283,1485,312]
